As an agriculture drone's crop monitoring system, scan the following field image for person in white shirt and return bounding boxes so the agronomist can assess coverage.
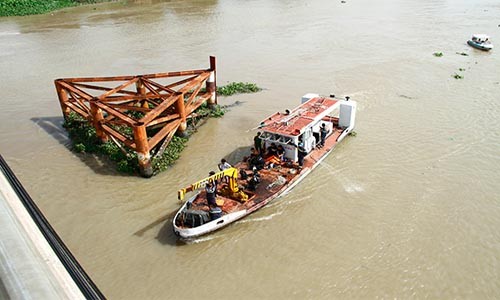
[218,158,232,171]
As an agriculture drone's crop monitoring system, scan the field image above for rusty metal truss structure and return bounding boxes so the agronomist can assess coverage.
[55,56,217,177]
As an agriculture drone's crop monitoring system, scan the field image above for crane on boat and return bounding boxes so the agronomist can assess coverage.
[177,167,248,202]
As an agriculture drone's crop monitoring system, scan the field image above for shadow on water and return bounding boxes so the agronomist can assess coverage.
[31,116,129,177]
[141,210,192,247]
[31,116,69,145]
[223,145,252,165]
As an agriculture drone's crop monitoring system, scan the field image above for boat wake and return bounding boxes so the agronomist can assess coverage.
[238,210,284,223]
[183,234,223,244]
[320,161,364,193]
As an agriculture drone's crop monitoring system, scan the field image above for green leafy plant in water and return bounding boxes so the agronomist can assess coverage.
[63,112,138,174]
[218,82,262,96]
[453,73,463,79]
[194,103,227,118]
[433,52,443,57]
[349,131,357,137]
[0,0,102,17]
[458,68,466,72]
[151,136,188,173]
[456,52,469,56]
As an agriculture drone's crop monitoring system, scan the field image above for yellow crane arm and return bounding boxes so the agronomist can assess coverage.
[177,167,239,201]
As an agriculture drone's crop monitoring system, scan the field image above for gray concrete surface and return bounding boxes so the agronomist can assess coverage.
[0,172,84,299]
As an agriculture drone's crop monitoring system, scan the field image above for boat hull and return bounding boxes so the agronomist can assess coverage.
[172,129,352,239]
[467,40,493,51]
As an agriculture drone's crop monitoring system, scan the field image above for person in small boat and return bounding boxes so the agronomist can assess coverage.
[254,132,263,154]
[218,158,232,171]
[205,180,217,207]
[319,123,329,148]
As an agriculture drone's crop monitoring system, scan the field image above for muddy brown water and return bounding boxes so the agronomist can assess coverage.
[1,0,499,298]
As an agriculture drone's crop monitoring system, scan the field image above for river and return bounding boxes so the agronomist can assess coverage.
[1,0,499,298]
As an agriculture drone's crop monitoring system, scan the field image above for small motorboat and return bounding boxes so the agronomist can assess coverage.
[467,34,493,51]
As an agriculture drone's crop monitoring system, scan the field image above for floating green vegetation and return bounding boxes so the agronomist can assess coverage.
[348,131,357,137]
[63,112,190,175]
[218,82,262,96]
[194,103,227,119]
[151,136,187,173]
[0,0,102,17]
[453,73,464,79]
[63,112,138,174]
[433,52,444,57]
[62,82,261,176]
[456,52,469,56]
[458,68,466,72]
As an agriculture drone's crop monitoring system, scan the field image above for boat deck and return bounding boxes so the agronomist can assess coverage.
[176,122,346,227]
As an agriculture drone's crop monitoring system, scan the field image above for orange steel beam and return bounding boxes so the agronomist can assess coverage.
[146,114,180,127]
[186,93,212,115]
[65,102,90,118]
[98,78,139,100]
[92,101,137,126]
[147,119,182,150]
[101,124,136,149]
[107,103,152,113]
[67,91,91,114]
[56,80,93,100]
[142,77,177,94]
[72,82,137,95]
[165,75,199,89]
[139,92,182,125]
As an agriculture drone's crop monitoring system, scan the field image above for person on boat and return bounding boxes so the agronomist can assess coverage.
[254,132,263,154]
[265,154,281,169]
[277,145,285,161]
[319,123,329,148]
[266,143,278,158]
[205,180,217,207]
[246,167,261,191]
[218,158,232,171]
[297,141,307,168]
[249,152,265,170]
[250,147,259,156]
[209,171,218,196]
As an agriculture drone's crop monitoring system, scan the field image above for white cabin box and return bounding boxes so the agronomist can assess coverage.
[301,93,319,104]
[339,101,356,129]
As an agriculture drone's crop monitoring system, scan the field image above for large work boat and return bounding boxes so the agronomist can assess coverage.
[173,93,357,239]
